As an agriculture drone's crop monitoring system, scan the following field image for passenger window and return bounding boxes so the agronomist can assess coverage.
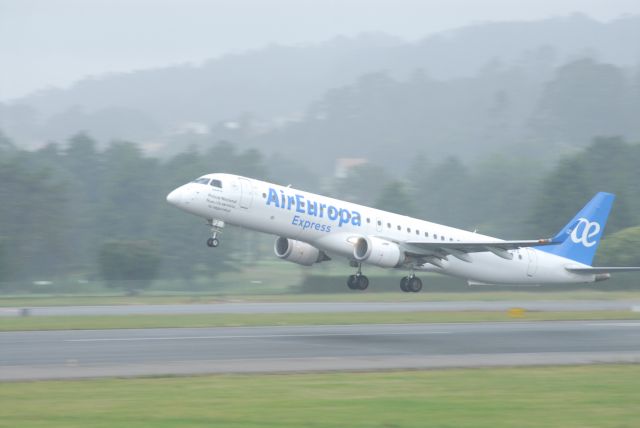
[407,228,411,233]
[387,223,391,228]
[425,232,428,237]
[434,234,438,239]
[377,220,382,226]
[416,230,420,235]
[397,225,401,231]
[210,179,222,188]
[366,218,371,223]
[441,236,445,241]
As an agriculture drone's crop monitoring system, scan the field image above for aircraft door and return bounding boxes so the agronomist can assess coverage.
[526,248,537,277]
[238,178,253,209]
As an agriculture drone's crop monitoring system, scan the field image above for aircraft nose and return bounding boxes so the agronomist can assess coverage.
[166,188,182,206]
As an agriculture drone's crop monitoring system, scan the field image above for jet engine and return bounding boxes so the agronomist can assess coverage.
[274,237,329,266]
[353,236,405,268]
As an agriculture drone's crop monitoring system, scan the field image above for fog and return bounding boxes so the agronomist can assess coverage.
[2,0,640,100]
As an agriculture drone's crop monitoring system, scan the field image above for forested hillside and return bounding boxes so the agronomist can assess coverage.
[1,15,639,173]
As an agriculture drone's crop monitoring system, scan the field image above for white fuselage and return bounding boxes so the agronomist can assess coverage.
[167,174,597,285]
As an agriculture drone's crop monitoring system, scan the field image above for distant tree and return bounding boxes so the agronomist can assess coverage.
[596,226,640,266]
[0,150,69,279]
[0,237,8,282]
[98,240,162,294]
[466,155,541,237]
[234,148,269,181]
[417,157,472,228]
[99,141,158,240]
[532,58,633,145]
[0,130,15,151]
[374,180,417,217]
[405,152,430,187]
[528,137,640,236]
[332,163,390,206]
[527,156,591,236]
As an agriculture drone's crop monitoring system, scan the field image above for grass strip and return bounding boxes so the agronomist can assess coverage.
[2,310,640,331]
[2,290,640,307]
[1,365,639,427]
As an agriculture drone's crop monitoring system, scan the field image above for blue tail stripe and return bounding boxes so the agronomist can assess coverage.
[537,192,615,265]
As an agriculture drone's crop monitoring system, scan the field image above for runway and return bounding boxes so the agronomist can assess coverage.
[2,320,640,380]
[1,300,639,317]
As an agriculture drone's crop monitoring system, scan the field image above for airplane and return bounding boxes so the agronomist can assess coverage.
[166,173,640,292]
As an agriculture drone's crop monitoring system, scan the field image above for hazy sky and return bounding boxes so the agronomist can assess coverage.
[1,0,640,101]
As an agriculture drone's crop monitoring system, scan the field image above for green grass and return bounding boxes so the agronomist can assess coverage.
[2,311,640,331]
[1,365,639,427]
[2,290,640,307]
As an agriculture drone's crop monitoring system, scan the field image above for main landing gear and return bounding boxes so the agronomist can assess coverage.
[400,274,423,293]
[206,219,225,248]
[346,263,423,293]
[347,263,369,291]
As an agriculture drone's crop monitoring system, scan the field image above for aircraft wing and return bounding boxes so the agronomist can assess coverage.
[565,266,640,274]
[402,238,560,263]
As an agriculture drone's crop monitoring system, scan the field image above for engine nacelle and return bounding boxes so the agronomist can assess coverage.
[353,236,405,268]
[274,237,327,266]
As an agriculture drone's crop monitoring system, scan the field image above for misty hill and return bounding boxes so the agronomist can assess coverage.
[1,13,640,164]
[242,58,640,172]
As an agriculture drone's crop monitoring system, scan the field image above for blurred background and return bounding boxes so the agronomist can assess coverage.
[2,0,640,295]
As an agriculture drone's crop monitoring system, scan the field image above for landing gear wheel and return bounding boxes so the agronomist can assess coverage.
[347,275,358,290]
[347,274,369,290]
[400,276,409,292]
[408,276,423,292]
[207,237,220,248]
[357,275,369,290]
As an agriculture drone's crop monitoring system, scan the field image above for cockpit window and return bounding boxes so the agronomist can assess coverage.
[192,178,210,185]
[210,179,222,188]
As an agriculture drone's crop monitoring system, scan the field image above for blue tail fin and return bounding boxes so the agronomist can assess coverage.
[538,192,615,265]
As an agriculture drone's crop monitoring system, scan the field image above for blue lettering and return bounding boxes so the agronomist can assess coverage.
[295,194,305,214]
[351,211,362,226]
[266,187,361,230]
[307,201,318,216]
[266,188,280,208]
[338,209,351,227]
[328,206,338,220]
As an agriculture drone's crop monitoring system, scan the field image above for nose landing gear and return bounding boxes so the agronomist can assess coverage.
[206,219,225,248]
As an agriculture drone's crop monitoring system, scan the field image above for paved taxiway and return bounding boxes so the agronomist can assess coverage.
[2,321,640,380]
[1,300,639,317]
